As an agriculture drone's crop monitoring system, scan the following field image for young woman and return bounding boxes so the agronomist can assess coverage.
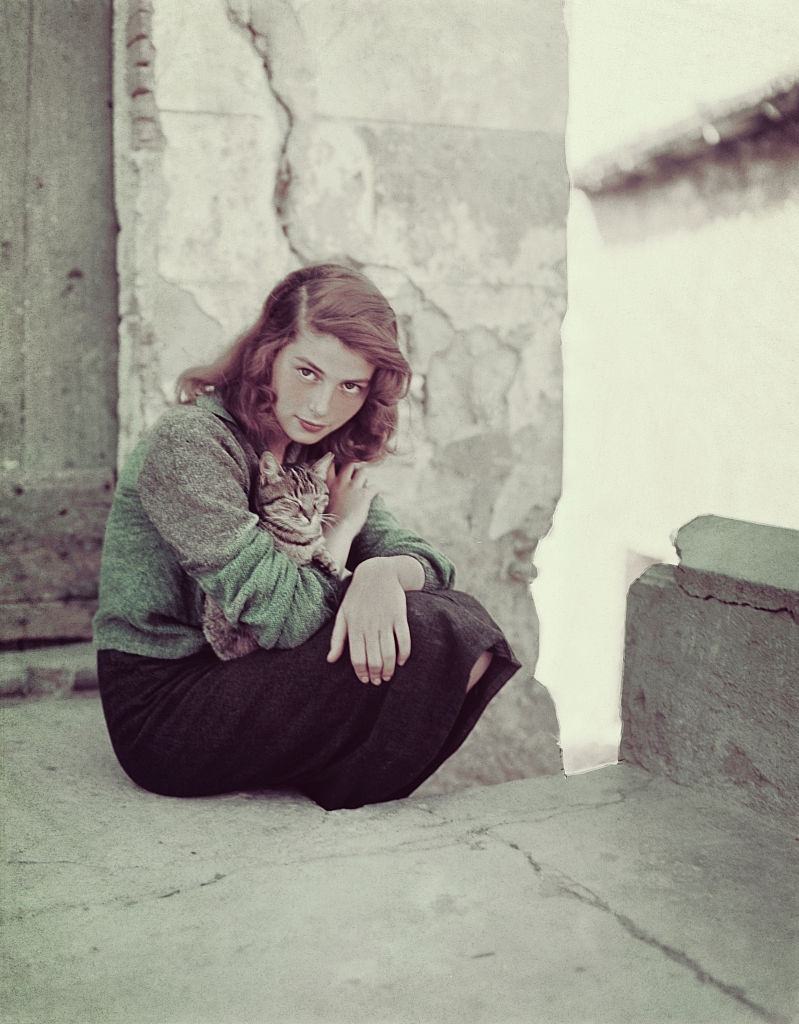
[93,263,520,810]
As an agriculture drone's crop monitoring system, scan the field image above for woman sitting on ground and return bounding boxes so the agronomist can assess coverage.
[93,262,520,810]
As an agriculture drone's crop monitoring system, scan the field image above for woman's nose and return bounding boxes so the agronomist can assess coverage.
[309,386,334,417]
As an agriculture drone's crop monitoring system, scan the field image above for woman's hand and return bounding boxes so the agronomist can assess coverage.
[326,556,424,685]
[324,461,375,536]
[321,461,376,575]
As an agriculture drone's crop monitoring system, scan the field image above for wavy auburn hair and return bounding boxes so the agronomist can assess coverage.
[177,264,411,462]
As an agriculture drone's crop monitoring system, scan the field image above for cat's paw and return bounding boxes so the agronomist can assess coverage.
[315,548,342,578]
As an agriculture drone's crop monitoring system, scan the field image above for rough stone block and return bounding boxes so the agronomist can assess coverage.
[621,564,798,823]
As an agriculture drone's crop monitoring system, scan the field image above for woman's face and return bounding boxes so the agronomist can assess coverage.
[269,329,374,454]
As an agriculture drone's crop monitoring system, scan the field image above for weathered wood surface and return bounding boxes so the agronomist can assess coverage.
[1,1,117,642]
[0,0,118,476]
[0,2,29,469]
[0,469,113,640]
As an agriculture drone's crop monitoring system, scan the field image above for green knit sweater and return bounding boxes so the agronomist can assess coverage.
[92,395,455,658]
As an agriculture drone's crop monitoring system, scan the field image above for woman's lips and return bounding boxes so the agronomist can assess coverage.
[296,417,325,434]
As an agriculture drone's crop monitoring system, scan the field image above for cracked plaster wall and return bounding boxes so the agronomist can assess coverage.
[534,0,799,774]
[113,0,568,790]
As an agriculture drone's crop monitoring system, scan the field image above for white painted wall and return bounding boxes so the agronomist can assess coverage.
[536,0,799,773]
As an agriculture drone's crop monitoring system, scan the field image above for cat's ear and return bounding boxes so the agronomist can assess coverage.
[259,451,283,485]
[312,451,335,481]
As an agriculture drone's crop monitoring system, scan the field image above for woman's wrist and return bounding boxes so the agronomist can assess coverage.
[355,555,425,592]
[323,521,359,573]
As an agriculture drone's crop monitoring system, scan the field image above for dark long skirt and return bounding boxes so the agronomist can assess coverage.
[96,589,520,811]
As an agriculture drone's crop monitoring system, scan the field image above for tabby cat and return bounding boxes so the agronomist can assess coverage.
[202,450,339,660]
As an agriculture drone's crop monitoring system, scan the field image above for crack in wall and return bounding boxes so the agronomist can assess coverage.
[225,3,305,265]
[356,259,460,337]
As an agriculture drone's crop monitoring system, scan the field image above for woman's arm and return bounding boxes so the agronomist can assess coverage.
[322,461,454,589]
[347,494,456,591]
[137,408,342,649]
[321,461,456,683]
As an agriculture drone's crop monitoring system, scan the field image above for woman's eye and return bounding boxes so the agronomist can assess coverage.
[298,367,316,380]
[341,382,362,394]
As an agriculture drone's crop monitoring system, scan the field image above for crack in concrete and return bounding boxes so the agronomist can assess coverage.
[226,4,305,264]
[561,884,790,1024]
[7,799,648,924]
[6,871,230,923]
[489,833,789,1024]
[673,573,798,621]
[157,871,227,900]
[9,859,145,870]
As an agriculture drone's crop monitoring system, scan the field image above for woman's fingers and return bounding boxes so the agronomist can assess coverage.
[378,629,396,682]
[395,615,412,667]
[326,609,347,663]
[363,632,383,686]
[328,561,411,686]
[349,631,369,685]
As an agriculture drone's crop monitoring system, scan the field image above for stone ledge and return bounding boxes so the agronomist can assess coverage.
[674,515,799,620]
[0,642,97,699]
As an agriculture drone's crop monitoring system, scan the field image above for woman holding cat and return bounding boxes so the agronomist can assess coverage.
[93,263,520,810]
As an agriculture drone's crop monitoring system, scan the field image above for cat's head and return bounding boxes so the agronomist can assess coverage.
[256,451,334,535]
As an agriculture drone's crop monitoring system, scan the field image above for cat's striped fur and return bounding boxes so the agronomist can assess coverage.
[202,451,338,660]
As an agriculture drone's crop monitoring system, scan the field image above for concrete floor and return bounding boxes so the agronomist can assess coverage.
[2,697,797,1024]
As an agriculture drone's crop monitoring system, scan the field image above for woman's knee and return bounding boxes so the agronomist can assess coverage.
[404,589,449,630]
[466,649,494,692]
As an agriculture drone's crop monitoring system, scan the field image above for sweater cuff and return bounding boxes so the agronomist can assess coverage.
[389,550,450,592]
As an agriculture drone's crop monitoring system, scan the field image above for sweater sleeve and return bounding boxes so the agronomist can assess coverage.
[137,409,342,649]
[346,495,456,591]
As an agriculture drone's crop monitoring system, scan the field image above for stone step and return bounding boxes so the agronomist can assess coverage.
[621,517,799,824]
[0,641,97,699]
